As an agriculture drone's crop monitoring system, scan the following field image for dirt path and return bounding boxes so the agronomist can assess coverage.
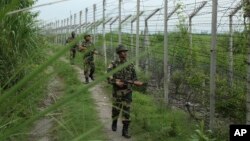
[29,67,64,141]
[72,65,133,141]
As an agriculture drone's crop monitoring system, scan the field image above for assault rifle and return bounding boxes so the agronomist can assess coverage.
[108,78,148,93]
[78,45,104,57]
[108,78,143,86]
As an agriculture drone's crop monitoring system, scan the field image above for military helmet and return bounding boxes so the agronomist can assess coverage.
[84,34,91,39]
[116,44,128,54]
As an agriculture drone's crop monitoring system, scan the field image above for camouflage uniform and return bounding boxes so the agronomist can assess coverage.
[81,40,95,82]
[66,37,77,64]
[107,59,137,138]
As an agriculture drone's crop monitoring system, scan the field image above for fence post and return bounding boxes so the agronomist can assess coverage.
[136,0,140,70]
[60,20,63,44]
[103,0,107,67]
[62,19,65,44]
[209,0,218,131]
[110,17,119,60]
[119,0,122,44]
[163,3,180,105]
[54,21,56,44]
[80,11,82,34]
[93,4,96,44]
[85,8,88,33]
[245,0,250,125]
[131,22,133,56]
[70,14,73,33]
[164,0,169,105]
[74,13,77,33]
[66,18,69,38]
[56,20,58,44]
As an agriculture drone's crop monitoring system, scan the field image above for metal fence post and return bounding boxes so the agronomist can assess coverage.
[93,4,96,44]
[85,8,88,32]
[103,0,107,67]
[164,0,169,105]
[80,11,82,34]
[209,0,218,131]
[119,0,122,44]
[136,0,140,70]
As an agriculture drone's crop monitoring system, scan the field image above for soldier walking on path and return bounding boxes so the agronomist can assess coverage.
[107,44,144,139]
[66,31,77,65]
[79,34,98,83]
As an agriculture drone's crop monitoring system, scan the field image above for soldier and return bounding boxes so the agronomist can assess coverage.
[107,44,144,139]
[79,34,98,83]
[66,31,77,64]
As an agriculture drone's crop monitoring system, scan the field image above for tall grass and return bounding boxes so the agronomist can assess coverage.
[0,70,52,140]
[0,0,43,89]
[131,92,196,141]
[0,1,56,140]
[52,60,108,140]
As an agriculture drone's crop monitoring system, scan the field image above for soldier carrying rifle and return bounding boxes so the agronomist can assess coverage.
[66,31,77,64]
[107,44,144,139]
[79,34,98,83]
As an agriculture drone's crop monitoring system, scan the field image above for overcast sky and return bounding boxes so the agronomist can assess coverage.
[34,0,244,33]
[34,0,165,21]
[34,0,101,22]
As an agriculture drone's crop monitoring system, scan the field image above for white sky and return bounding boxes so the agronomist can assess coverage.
[34,0,101,22]
[34,0,244,33]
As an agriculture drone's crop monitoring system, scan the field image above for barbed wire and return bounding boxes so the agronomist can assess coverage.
[44,0,247,117]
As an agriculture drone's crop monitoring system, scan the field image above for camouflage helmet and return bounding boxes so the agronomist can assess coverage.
[116,44,128,54]
[84,34,91,40]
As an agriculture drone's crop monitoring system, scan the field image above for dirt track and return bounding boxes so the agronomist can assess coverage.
[29,66,64,141]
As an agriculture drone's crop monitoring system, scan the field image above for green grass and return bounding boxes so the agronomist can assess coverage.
[131,92,196,141]
[0,70,52,140]
[52,60,108,141]
[0,3,54,139]
[102,83,196,141]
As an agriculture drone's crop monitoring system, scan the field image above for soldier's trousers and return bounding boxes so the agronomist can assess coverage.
[112,91,132,122]
[84,61,95,77]
[70,48,76,59]
[70,48,76,64]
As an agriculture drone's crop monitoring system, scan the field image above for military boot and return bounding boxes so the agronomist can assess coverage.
[111,120,117,131]
[89,74,94,81]
[122,121,131,139]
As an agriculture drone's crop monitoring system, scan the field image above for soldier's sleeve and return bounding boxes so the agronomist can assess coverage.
[131,64,138,81]
[107,61,115,84]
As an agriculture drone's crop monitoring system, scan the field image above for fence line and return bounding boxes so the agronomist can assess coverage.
[41,0,249,130]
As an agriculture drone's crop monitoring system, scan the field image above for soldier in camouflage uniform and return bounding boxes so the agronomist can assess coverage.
[79,34,97,83]
[107,44,144,139]
[66,31,77,64]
